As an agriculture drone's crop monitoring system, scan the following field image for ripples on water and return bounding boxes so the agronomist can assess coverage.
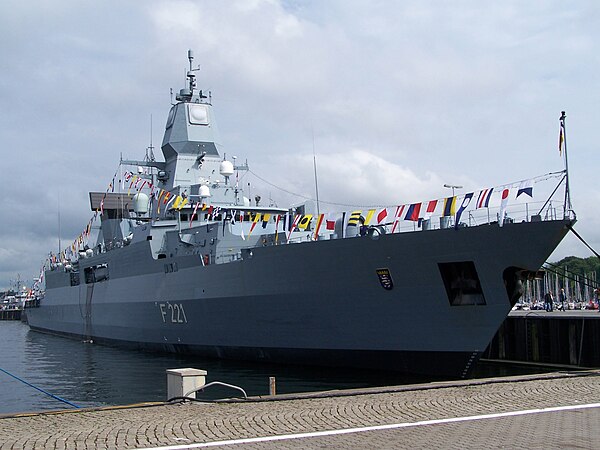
[0,321,553,415]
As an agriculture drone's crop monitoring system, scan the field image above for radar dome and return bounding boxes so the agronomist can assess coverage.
[219,160,234,177]
[199,185,211,198]
[133,192,150,215]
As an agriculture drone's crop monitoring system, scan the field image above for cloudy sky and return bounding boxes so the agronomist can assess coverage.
[0,0,598,289]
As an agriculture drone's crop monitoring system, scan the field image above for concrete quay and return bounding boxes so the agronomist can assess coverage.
[2,370,600,449]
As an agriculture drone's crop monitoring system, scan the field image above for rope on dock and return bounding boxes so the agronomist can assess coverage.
[0,367,80,409]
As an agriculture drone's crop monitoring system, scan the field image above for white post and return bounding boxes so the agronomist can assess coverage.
[166,368,207,400]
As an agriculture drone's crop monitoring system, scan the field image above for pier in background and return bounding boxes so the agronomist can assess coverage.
[486,310,600,368]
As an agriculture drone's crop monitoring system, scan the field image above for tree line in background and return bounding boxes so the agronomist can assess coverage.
[552,256,600,280]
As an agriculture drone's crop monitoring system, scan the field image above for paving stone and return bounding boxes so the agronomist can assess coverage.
[1,371,600,449]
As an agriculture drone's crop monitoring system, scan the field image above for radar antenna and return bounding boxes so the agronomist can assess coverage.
[187,49,200,92]
[188,49,194,70]
[175,50,205,102]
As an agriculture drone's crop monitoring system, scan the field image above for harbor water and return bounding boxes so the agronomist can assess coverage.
[0,321,556,415]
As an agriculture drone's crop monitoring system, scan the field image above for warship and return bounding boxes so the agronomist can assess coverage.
[27,51,575,378]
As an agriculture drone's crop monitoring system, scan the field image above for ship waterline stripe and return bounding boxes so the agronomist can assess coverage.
[141,402,600,449]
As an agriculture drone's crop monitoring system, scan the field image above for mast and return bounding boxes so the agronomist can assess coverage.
[57,192,61,257]
[312,129,320,216]
[560,111,572,217]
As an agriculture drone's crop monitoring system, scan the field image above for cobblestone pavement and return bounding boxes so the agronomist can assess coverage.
[1,371,600,449]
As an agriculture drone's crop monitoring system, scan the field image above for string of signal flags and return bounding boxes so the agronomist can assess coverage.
[46,168,565,271]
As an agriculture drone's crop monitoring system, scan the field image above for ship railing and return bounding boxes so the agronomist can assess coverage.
[286,200,566,240]
[53,197,570,269]
[215,252,243,264]
[225,198,566,252]
[379,199,566,234]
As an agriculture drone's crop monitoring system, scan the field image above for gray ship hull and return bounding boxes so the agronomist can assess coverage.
[28,218,571,378]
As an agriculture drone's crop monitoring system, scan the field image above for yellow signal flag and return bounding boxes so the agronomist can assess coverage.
[298,214,313,229]
[347,210,362,226]
[177,198,189,210]
[247,214,261,238]
[127,175,137,196]
[173,195,183,209]
[364,209,376,225]
[313,213,325,240]
[443,197,457,216]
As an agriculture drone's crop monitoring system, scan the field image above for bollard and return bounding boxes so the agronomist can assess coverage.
[269,376,276,396]
[166,368,207,400]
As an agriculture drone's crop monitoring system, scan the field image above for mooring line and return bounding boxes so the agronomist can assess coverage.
[0,366,80,409]
[567,224,600,259]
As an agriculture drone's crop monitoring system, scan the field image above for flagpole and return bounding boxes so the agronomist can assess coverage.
[57,191,61,257]
[560,111,572,217]
[312,127,321,217]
